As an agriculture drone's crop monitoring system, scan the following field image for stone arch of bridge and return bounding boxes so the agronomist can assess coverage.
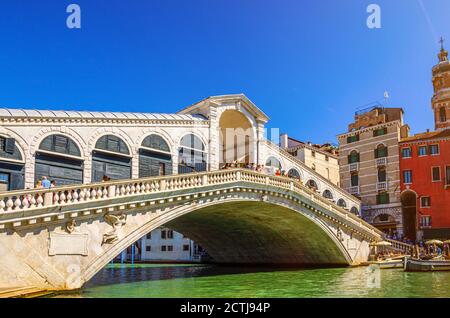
[81,199,353,286]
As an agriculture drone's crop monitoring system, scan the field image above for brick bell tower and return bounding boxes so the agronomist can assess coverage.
[432,37,450,131]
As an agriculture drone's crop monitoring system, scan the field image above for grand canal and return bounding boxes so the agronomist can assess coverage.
[53,264,450,298]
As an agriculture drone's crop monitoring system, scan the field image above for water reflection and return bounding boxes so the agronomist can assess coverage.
[55,264,450,298]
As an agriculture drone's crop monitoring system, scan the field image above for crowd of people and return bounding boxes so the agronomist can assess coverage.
[34,176,57,189]
[221,161,292,178]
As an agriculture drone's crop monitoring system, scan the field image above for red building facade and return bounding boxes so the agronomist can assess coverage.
[399,131,450,240]
[398,42,450,241]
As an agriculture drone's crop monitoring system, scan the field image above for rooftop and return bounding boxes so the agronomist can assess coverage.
[400,128,450,143]
[0,108,207,121]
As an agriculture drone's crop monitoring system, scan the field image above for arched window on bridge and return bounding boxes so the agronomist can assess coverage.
[139,134,172,177]
[323,189,333,200]
[306,179,318,191]
[178,134,207,174]
[0,135,25,191]
[287,168,301,180]
[265,157,282,175]
[350,206,359,216]
[337,199,347,208]
[92,135,132,182]
[36,134,84,186]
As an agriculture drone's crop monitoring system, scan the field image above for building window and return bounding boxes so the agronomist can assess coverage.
[347,135,359,144]
[377,192,390,205]
[161,230,166,239]
[351,173,359,187]
[432,167,441,182]
[348,151,360,164]
[401,147,412,158]
[440,107,447,123]
[378,168,387,182]
[430,144,439,155]
[183,244,190,251]
[373,127,387,137]
[146,246,151,252]
[146,233,152,240]
[167,245,173,252]
[403,170,412,184]
[420,197,431,208]
[311,163,316,171]
[447,166,450,186]
[167,230,174,239]
[418,146,427,156]
[420,216,432,228]
[161,245,167,252]
[374,144,388,158]
[311,150,316,157]
[325,155,329,161]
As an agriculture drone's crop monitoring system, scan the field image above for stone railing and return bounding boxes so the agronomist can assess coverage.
[263,140,361,207]
[384,238,414,255]
[0,169,381,239]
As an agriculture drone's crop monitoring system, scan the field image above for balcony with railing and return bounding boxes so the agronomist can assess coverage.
[349,186,360,195]
[349,162,359,172]
[376,181,388,191]
[376,157,387,167]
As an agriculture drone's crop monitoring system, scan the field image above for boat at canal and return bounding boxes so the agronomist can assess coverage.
[366,258,405,269]
[404,257,450,272]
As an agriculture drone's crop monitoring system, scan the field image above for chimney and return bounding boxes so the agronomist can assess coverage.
[280,133,289,148]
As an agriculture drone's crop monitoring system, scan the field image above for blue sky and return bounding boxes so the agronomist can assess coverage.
[0,0,449,144]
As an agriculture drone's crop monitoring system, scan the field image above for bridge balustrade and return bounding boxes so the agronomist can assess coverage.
[0,169,380,239]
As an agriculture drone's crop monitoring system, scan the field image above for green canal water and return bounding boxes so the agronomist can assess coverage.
[55,264,450,298]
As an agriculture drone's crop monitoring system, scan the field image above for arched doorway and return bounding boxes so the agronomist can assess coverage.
[178,134,207,174]
[401,191,417,241]
[0,136,25,191]
[323,190,333,200]
[92,135,131,182]
[35,134,84,186]
[219,110,254,166]
[306,179,318,191]
[288,168,301,179]
[337,199,347,208]
[139,134,172,177]
[350,207,359,216]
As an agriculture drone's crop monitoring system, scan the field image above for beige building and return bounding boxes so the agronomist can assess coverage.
[337,107,410,234]
[280,134,340,187]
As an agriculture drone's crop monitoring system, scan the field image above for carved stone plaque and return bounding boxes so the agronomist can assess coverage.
[49,232,89,256]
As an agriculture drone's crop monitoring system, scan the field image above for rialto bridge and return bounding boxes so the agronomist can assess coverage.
[0,94,382,291]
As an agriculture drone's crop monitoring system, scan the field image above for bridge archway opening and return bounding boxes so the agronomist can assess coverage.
[323,190,333,200]
[0,135,25,191]
[287,168,301,180]
[337,199,347,208]
[401,191,417,241]
[178,134,207,174]
[219,110,255,166]
[35,134,84,186]
[265,157,282,173]
[92,135,132,182]
[86,201,351,283]
[139,134,173,177]
[306,179,318,191]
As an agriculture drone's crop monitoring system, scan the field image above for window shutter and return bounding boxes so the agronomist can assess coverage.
[374,149,378,159]
[9,172,24,191]
[5,138,16,154]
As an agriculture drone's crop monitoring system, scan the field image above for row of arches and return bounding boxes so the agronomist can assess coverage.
[0,132,207,189]
[265,156,359,215]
